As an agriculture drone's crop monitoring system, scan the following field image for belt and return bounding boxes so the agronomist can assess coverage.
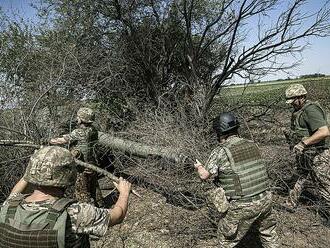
[230,191,268,203]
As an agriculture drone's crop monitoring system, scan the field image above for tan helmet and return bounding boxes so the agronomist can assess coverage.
[77,107,95,123]
[24,146,76,187]
[285,84,307,104]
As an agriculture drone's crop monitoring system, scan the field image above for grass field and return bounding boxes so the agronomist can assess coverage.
[219,76,330,108]
[222,76,330,95]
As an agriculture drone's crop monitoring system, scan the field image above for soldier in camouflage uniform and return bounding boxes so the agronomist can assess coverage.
[50,107,103,206]
[0,146,131,248]
[284,84,330,213]
[194,112,279,248]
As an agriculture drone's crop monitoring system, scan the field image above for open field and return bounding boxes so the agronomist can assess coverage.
[217,77,330,111]
[222,76,330,96]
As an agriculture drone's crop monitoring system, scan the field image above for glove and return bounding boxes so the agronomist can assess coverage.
[293,141,307,154]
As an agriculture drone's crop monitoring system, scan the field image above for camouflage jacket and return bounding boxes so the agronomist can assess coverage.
[63,125,98,163]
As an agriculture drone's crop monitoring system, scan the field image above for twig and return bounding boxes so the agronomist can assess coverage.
[0,126,31,138]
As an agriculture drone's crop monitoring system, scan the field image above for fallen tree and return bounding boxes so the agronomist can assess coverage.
[98,132,187,163]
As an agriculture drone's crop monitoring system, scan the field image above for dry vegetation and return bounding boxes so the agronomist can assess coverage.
[1,0,330,247]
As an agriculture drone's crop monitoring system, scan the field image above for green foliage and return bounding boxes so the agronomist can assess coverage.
[0,0,329,122]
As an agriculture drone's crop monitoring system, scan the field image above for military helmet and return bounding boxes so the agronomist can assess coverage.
[213,112,240,135]
[24,146,76,187]
[77,107,95,123]
[285,84,307,104]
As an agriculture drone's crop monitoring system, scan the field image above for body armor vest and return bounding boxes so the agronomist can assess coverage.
[217,138,269,199]
[75,125,98,163]
[0,196,81,248]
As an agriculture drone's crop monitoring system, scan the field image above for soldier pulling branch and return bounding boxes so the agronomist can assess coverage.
[0,146,131,248]
[194,112,279,248]
[49,107,103,206]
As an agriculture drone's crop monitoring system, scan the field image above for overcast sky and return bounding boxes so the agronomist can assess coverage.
[1,0,329,82]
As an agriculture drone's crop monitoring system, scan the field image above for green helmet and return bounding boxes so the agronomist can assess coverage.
[24,146,76,187]
[285,84,307,104]
[77,107,95,123]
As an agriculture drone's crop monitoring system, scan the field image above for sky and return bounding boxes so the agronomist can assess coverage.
[0,0,329,82]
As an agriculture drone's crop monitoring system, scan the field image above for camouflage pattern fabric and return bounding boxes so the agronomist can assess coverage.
[205,141,231,176]
[24,146,76,187]
[217,192,279,248]
[63,126,98,163]
[286,177,308,208]
[205,136,279,247]
[206,187,230,214]
[312,149,330,203]
[77,107,95,124]
[75,171,104,207]
[63,125,102,205]
[286,99,329,209]
[287,149,330,208]
[1,193,110,241]
[285,84,307,104]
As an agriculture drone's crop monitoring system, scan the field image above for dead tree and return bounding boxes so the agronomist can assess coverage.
[180,0,330,117]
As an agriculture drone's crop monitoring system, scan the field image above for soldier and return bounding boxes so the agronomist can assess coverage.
[194,112,278,248]
[50,107,102,206]
[284,84,330,213]
[0,146,131,247]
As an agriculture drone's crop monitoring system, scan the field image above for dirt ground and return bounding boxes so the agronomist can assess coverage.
[92,187,330,248]
[92,145,330,248]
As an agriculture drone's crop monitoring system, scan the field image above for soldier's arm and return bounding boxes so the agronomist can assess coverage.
[49,137,68,145]
[303,126,330,146]
[67,179,131,237]
[49,129,80,145]
[10,177,28,194]
[108,177,131,225]
[195,147,227,180]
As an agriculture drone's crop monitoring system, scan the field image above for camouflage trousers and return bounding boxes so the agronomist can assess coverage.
[217,192,279,248]
[288,149,330,207]
[75,170,104,207]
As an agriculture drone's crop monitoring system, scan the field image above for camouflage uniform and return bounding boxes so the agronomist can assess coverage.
[0,146,109,247]
[0,193,110,248]
[286,95,330,208]
[205,136,279,248]
[63,108,102,205]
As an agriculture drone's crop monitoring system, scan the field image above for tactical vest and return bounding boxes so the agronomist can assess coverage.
[0,196,81,248]
[217,139,269,199]
[75,126,98,163]
[291,101,328,149]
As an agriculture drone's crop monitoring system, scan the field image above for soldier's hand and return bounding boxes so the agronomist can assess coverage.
[293,141,306,154]
[194,159,203,169]
[114,177,132,195]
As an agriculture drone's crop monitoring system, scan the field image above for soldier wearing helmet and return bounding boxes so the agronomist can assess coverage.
[194,112,279,247]
[49,107,102,206]
[0,146,131,248]
[283,84,330,214]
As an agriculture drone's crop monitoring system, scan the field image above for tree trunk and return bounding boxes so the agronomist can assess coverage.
[98,132,185,163]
